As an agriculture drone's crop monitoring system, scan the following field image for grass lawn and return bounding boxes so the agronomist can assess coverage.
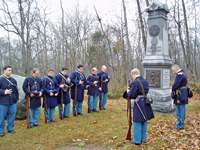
[0,94,200,150]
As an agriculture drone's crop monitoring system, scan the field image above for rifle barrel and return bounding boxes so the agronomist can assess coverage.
[27,82,30,129]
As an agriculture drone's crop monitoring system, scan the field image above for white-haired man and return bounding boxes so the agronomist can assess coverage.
[97,65,110,110]
[171,64,188,130]
[87,68,101,113]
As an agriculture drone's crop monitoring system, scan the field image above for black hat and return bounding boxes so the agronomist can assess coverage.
[123,91,128,99]
[8,84,17,93]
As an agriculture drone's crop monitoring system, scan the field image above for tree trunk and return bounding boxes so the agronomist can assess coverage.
[136,0,147,53]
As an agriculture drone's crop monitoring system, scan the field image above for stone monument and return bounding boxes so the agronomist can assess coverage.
[11,74,27,120]
[142,0,175,114]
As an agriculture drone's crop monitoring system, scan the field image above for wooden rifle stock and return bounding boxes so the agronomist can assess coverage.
[74,77,77,116]
[60,79,64,120]
[44,80,48,123]
[27,82,30,129]
[99,76,102,110]
[126,80,132,141]
[87,76,92,113]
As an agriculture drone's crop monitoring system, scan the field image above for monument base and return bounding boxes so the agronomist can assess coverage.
[148,88,175,114]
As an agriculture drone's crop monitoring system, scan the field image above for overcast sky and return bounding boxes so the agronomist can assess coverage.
[0,0,169,38]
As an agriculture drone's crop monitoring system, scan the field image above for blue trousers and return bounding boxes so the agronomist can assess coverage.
[175,104,186,129]
[132,121,147,144]
[72,100,83,114]
[47,108,56,122]
[99,92,107,109]
[89,92,98,111]
[58,103,70,117]
[0,103,17,133]
[29,106,41,126]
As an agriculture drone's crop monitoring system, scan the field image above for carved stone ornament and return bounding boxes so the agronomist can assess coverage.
[149,25,160,37]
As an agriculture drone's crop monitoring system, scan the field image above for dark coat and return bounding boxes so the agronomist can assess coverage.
[42,75,59,108]
[97,71,110,93]
[70,70,87,101]
[171,69,188,105]
[0,76,19,105]
[87,74,100,96]
[22,76,43,109]
[127,76,154,122]
[54,72,71,105]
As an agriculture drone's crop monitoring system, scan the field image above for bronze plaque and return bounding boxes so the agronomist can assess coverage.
[146,70,161,88]
[149,25,160,37]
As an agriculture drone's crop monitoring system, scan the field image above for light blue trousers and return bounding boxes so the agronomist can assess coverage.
[58,103,70,117]
[175,104,186,129]
[72,100,83,114]
[132,121,147,144]
[99,92,107,109]
[47,108,55,122]
[29,106,41,126]
[0,103,17,133]
[89,91,98,111]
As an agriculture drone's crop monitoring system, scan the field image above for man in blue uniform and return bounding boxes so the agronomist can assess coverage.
[54,67,71,118]
[97,65,110,110]
[42,69,59,122]
[70,64,87,116]
[127,68,154,145]
[22,68,43,128]
[87,67,101,113]
[171,64,188,130]
[0,66,19,137]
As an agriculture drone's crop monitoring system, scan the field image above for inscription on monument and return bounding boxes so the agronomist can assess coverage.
[146,70,161,88]
[163,69,170,89]
[149,25,160,37]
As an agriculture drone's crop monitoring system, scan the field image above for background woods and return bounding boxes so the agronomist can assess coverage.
[0,0,200,91]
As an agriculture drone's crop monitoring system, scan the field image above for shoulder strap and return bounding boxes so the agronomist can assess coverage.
[59,73,68,83]
[180,72,188,80]
[46,76,55,85]
[75,70,84,78]
[30,76,40,86]
[1,75,14,85]
[136,79,145,95]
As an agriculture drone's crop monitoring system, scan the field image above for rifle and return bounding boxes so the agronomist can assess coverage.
[60,79,64,120]
[88,75,92,113]
[126,80,132,141]
[44,80,48,123]
[74,76,77,116]
[27,82,30,129]
[99,76,102,110]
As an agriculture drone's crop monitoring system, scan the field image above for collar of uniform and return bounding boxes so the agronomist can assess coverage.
[91,73,96,76]
[31,75,37,80]
[177,69,182,73]
[135,76,141,80]
[3,75,10,79]
[101,71,105,74]
[47,75,53,79]
[75,70,84,77]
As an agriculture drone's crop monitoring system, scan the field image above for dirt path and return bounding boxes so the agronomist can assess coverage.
[54,144,110,150]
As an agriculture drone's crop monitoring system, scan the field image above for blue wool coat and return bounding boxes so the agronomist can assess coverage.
[42,75,59,108]
[54,72,71,105]
[87,74,100,96]
[171,69,188,105]
[70,70,87,101]
[97,71,110,93]
[128,76,154,122]
[22,76,43,109]
[0,76,19,105]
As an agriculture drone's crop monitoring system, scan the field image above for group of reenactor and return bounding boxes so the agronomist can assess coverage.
[0,64,189,147]
[0,64,110,137]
